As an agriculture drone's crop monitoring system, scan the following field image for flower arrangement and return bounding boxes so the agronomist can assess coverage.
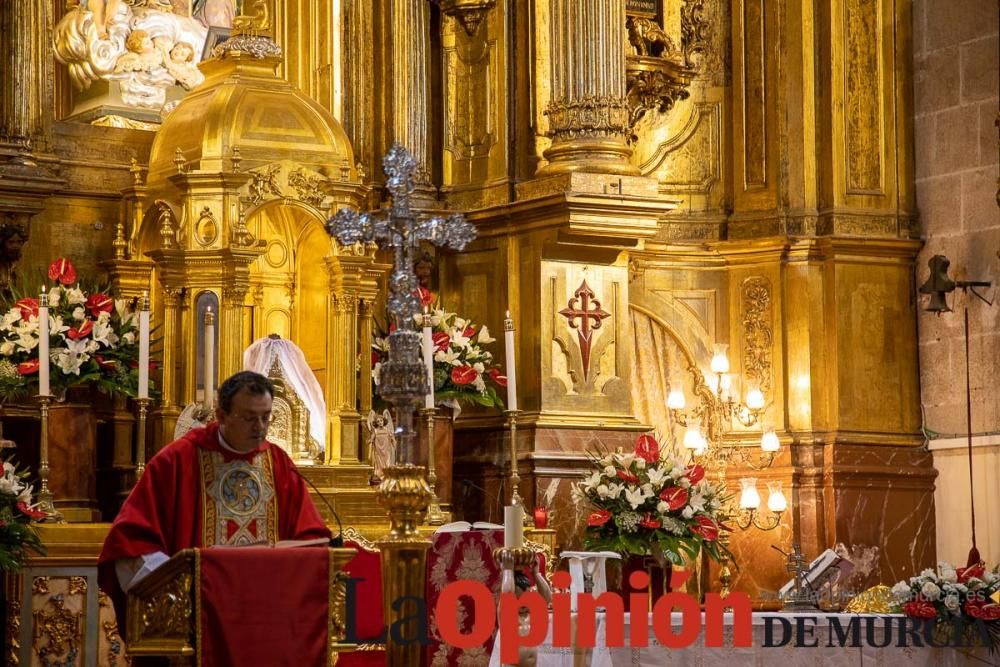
[577,433,732,565]
[891,562,1000,646]
[372,288,506,411]
[0,258,145,401]
[0,457,47,571]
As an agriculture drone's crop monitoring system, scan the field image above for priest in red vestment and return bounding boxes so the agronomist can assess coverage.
[98,371,332,629]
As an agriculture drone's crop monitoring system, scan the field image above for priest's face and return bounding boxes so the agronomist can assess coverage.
[216,388,273,452]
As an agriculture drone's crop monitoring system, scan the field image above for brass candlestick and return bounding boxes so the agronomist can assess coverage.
[36,395,63,521]
[504,409,531,525]
[135,397,152,478]
[421,407,448,525]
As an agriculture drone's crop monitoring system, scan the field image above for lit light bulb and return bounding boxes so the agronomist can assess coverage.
[710,344,730,374]
[739,477,761,509]
[683,418,703,450]
[761,428,780,452]
[767,481,787,513]
[667,389,686,410]
[746,385,765,411]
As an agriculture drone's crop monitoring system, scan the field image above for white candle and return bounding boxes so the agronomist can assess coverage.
[504,505,524,548]
[138,291,150,400]
[38,287,49,396]
[422,310,434,409]
[503,310,517,411]
[204,306,215,410]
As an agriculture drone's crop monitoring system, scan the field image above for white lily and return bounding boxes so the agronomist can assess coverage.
[65,287,86,305]
[477,325,496,344]
[624,486,647,510]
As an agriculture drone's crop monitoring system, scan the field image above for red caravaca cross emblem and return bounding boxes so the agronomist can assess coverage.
[559,280,611,381]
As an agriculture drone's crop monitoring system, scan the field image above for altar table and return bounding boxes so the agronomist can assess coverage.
[489,612,995,666]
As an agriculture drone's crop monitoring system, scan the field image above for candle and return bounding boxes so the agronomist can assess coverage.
[533,507,549,530]
[204,306,215,411]
[503,310,517,411]
[422,309,434,409]
[138,291,150,400]
[504,505,524,548]
[38,286,49,396]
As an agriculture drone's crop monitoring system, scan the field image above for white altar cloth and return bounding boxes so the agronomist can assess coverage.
[489,612,995,666]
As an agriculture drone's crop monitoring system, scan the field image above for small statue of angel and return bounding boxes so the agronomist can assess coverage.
[366,409,395,486]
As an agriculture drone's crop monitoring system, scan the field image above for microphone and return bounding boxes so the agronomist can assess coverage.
[292,466,345,548]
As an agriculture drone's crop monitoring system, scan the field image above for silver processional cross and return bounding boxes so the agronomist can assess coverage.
[324,145,476,463]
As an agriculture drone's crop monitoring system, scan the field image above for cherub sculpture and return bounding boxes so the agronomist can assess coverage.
[366,409,396,486]
[114,30,163,73]
[164,41,204,90]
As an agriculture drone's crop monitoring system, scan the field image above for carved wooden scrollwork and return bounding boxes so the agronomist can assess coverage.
[139,572,193,641]
[740,277,773,394]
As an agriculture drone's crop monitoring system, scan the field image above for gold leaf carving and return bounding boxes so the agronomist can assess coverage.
[139,572,192,640]
[740,277,772,394]
[6,598,20,666]
[32,577,50,596]
[33,594,82,665]
[444,39,495,160]
[67,577,87,596]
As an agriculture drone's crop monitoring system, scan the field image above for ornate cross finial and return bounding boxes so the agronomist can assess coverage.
[324,144,476,464]
[326,144,475,328]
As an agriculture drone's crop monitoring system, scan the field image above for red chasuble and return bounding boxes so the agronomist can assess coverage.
[98,421,331,632]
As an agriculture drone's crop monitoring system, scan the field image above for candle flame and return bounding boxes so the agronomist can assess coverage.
[505,310,510,318]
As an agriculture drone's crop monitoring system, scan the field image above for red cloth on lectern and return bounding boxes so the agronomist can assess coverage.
[199,547,329,667]
[97,422,330,629]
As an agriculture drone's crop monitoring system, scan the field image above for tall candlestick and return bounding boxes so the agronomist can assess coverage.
[38,286,49,396]
[204,306,215,411]
[138,291,150,400]
[422,310,434,409]
[503,310,517,411]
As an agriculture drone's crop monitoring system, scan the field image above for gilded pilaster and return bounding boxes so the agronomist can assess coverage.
[538,0,637,176]
[390,0,432,183]
[358,300,375,416]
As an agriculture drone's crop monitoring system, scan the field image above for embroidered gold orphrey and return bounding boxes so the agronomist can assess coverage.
[199,449,278,546]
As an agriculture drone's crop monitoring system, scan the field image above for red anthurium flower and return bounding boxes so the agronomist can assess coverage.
[957,564,985,584]
[463,326,476,338]
[16,502,48,520]
[488,368,507,387]
[128,360,159,371]
[85,293,114,317]
[95,354,116,371]
[47,258,77,285]
[66,320,94,340]
[616,469,639,484]
[450,365,478,386]
[690,515,720,541]
[432,331,451,352]
[370,350,381,366]
[634,434,659,464]
[659,486,688,511]
[17,360,39,375]
[416,287,435,307]
[587,510,612,527]
[902,601,938,619]
[685,464,705,484]
[15,297,38,321]
[639,513,661,530]
[388,322,397,334]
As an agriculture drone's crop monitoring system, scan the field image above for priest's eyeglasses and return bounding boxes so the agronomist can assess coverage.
[234,413,274,427]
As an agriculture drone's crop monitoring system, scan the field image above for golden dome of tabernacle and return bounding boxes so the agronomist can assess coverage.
[146,47,357,197]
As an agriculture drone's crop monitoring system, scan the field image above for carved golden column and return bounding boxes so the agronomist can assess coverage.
[538,0,638,176]
[358,299,375,416]
[0,0,46,161]
[389,0,433,185]
[343,0,375,179]
[220,285,249,381]
[154,285,183,446]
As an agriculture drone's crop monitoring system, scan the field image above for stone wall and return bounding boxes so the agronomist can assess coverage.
[913,0,999,566]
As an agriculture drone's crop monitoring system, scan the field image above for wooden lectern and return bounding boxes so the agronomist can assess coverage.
[125,547,358,665]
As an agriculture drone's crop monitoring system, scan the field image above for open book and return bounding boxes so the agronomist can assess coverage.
[779,549,854,597]
[435,521,503,533]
